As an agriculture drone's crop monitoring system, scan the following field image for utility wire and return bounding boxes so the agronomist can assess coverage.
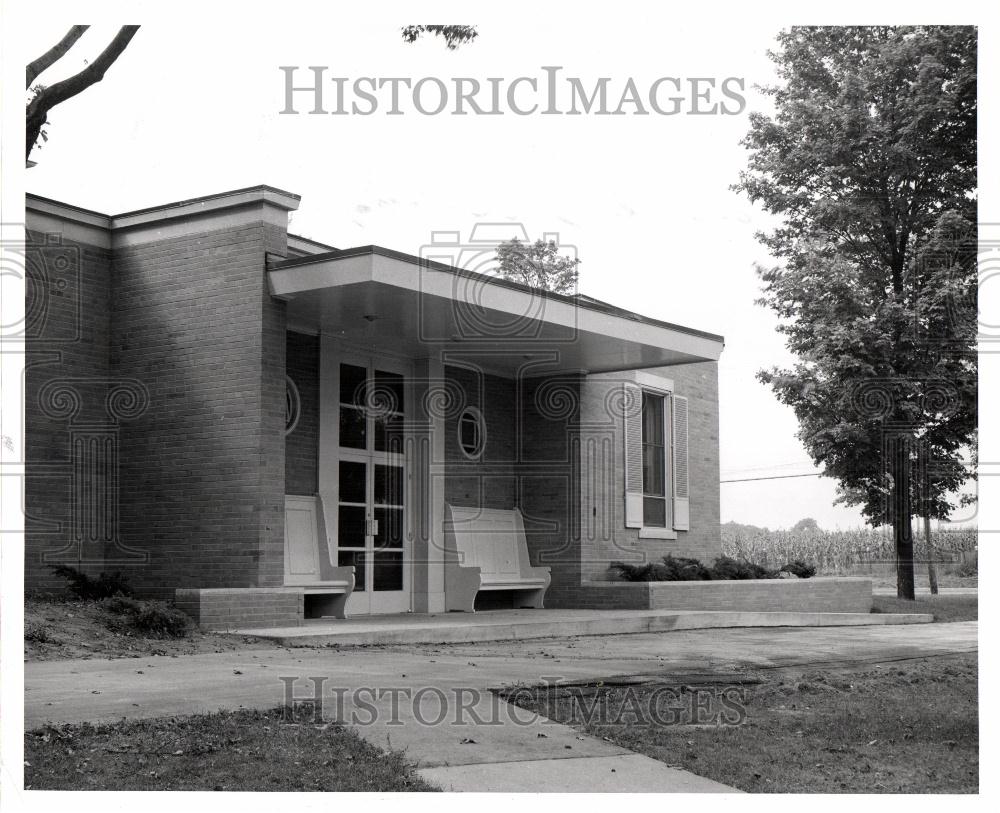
[720,472,822,484]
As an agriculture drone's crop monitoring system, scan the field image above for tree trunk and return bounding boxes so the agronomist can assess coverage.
[892,435,916,600]
[925,514,938,595]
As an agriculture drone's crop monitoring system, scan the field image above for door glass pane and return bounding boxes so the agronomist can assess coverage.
[372,370,404,413]
[373,550,403,591]
[374,507,403,549]
[339,406,366,449]
[374,413,404,453]
[643,496,666,527]
[338,549,366,591]
[338,505,366,546]
[340,364,367,405]
[374,464,403,507]
[339,460,366,504]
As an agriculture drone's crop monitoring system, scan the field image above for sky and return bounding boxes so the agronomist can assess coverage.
[15,12,983,531]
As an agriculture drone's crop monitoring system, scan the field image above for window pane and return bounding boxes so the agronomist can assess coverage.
[339,461,366,504]
[643,496,666,527]
[339,406,366,449]
[642,392,663,446]
[642,446,665,496]
[340,364,367,405]
[641,392,665,498]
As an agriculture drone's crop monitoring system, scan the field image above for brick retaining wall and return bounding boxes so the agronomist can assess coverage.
[175,588,303,630]
[548,577,872,613]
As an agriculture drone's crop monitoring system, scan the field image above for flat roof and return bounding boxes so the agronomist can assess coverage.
[271,244,725,345]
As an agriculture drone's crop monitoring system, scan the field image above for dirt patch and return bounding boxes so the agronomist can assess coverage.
[24,598,283,661]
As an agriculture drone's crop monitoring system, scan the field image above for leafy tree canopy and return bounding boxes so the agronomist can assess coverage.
[493,238,581,294]
[733,26,977,598]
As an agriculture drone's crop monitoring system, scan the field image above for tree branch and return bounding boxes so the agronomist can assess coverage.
[26,25,140,160]
[26,25,90,88]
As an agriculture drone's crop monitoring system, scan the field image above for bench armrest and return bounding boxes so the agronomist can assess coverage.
[329,565,356,593]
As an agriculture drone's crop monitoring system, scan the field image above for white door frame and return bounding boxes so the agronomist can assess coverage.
[320,342,412,615]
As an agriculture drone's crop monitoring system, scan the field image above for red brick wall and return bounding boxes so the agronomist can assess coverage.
[443,365,517,510]
[519,375,580,589]
[284,330,319,496]
[108,222,287,595]
[24,231,114,590]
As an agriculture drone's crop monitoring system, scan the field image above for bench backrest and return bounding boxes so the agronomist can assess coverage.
[444,505,531,581]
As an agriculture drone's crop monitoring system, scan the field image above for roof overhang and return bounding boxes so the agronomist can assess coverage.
[269,246,724,377]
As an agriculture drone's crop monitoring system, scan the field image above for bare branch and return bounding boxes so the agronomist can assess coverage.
[26,25,139,160]
[26,25,90,88]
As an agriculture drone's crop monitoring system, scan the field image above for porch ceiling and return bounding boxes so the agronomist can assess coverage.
[269,246,724,376]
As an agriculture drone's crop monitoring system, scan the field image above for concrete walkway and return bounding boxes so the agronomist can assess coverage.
[24,621,977,793]
[234,607,933,648]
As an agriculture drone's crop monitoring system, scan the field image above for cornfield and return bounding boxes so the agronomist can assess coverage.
[721,525,978,574]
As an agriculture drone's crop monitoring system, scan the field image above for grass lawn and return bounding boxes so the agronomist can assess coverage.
[24,706,437,791]
[873,594,978,622]
[507,654,978,793]
[24,597,282,661]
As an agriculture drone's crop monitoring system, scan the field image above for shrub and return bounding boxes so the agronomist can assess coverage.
[608,562,665,582]
[710,556,776,580]
[659,554,713,581]
[780,560,817,578]
[25,622,54,643]
[50,565,132,600]
[101,596,190,638]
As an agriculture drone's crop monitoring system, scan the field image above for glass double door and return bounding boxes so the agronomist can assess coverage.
[336,356,409,615]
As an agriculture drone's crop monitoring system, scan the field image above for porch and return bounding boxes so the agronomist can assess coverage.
[267,243,727,620]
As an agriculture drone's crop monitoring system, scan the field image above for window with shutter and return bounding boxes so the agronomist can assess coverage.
[641,392,667,527]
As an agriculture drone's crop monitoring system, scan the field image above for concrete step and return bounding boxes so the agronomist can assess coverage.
[231,608,933,648]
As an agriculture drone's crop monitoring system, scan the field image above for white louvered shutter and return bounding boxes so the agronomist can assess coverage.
[622,382,643,528]
[672,394,690,530]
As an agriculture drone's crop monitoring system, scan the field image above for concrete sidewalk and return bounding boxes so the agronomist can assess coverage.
[234,607,933,648]
[24,621,977,793]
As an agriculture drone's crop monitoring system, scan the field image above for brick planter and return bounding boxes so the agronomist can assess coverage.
[548,576,873,613]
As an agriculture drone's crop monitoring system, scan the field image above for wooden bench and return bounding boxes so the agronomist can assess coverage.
[443,504,551,612]
[284,495,355,619]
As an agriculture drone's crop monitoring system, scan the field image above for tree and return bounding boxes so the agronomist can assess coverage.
[26,25,477,162]
[401,25,478,49]
[493,238,581,294]
[791,517,820,534]
[26,25,141,162]
[733,27,977,600]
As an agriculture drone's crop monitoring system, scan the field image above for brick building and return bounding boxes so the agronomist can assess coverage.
[25,186,724,626]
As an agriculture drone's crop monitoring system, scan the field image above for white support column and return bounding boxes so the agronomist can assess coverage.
[410,356,447,613]
[317,334,340,574]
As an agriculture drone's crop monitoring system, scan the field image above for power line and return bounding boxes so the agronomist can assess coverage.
[720,472,822,484]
